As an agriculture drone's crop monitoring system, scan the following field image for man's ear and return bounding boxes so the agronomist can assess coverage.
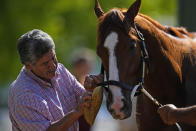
[24,63,33,71]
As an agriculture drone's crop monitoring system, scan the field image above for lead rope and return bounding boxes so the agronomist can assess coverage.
[139,87,182,131]
[133,25,182,131]
[130,84,182,131]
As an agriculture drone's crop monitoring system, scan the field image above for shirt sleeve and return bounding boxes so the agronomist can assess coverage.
[59,63,86,100]
[71,75,86,100]
[14,93,52,131]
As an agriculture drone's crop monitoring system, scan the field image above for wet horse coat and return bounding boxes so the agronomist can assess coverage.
[94,0,196,130]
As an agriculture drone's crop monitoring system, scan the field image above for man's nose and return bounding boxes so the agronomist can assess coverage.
[49,60,57,70]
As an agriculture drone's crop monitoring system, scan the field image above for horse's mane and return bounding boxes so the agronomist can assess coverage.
[98,8,195,43]
[137,13,194,39]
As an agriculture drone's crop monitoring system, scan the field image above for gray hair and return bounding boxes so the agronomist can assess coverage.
[17,29,55,65]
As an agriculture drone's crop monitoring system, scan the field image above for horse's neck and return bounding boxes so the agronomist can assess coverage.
[135,16,187,93]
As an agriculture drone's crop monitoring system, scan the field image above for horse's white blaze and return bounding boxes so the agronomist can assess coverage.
[104,32,124,118]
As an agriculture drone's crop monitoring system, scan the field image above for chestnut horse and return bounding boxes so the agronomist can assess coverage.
[94,0,196,130]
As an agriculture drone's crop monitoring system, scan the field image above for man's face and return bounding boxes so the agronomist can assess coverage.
[26,49,58,82]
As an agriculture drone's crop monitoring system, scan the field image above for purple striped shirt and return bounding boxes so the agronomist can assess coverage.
[8,63,86,131]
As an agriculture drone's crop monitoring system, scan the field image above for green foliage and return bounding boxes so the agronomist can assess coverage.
[0,0,176,86]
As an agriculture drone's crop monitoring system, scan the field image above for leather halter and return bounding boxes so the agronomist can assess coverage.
[97,24,149,96]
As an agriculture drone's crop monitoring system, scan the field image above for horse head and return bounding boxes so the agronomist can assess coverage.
[94,0,143,119]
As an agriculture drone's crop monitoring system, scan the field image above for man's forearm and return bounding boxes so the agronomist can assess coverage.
[172,105,196,126]
[46,109,82,131]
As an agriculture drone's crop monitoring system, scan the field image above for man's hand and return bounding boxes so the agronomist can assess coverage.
[84,74,103,92]
[157,104,177,125]
[76,92,92,115]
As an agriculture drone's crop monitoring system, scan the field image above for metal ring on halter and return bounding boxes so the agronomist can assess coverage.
[130,84,141,101]
[175,123,182,131]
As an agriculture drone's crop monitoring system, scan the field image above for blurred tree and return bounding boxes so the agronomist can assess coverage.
[0,0,176,87]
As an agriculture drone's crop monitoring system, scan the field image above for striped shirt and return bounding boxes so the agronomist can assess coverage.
[8,63,85,131]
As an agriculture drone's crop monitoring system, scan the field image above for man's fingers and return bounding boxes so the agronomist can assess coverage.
[89,74,103,84]
[85,74,104,84]
[80,93,92,108]
[85,75,93,83]
[83,102,90,108]
[157,105,177,125]
[83,95,92,101]
[84,76,94,88]
[81,92,92,102]
[84,74,104,92]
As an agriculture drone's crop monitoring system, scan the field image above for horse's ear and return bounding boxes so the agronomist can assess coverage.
[124,0,141,25]
[94,0,104,18]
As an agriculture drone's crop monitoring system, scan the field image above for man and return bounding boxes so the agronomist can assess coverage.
[8,29,103,131]
[157,104,196,126]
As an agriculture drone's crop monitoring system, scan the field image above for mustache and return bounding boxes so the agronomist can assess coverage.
[48,70,56,74]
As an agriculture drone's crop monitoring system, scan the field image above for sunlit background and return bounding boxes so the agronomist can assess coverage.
[0,0,195,130]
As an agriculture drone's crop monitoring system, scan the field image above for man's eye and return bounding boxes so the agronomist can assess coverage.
[43,62,48,66]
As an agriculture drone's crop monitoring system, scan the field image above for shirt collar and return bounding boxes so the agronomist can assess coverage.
[24,66,60,88]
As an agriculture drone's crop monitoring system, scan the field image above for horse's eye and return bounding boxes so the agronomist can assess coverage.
[129,39,136,50]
